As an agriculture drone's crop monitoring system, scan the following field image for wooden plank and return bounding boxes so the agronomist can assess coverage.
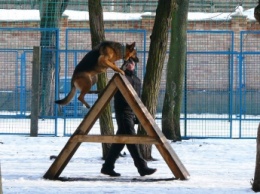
[44,73,190,180]
[71,135,159,144]
[114,74,190,180]
[43,77,118,180]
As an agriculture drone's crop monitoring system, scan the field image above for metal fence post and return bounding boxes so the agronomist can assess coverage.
[30,46,41,137]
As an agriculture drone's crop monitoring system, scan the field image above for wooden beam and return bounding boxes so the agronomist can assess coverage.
[44,73,190,181]
[70,135,160,144]
[43,77,118,180]
[114,74,190,180]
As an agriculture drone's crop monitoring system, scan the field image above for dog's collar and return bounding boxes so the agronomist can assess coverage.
[121,43,126,60]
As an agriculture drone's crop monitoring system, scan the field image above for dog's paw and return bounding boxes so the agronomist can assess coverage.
[120,70,125,75]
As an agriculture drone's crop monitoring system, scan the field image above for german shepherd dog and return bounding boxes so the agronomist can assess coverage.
[55,41,139,108]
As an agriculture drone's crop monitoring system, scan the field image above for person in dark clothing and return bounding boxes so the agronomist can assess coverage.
[101,59,157,177]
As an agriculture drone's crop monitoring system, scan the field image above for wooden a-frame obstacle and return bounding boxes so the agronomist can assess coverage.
[43,73,190,180]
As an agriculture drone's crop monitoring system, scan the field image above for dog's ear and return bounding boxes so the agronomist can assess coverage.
[127,42,136,51]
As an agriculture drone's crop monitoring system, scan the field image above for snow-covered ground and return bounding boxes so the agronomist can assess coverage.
[0,5,258,194]
[0,131,256,194]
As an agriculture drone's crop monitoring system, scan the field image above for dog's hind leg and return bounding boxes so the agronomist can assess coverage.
[78,89,91,108]
[74,74,93,108]
[88,75,99,94]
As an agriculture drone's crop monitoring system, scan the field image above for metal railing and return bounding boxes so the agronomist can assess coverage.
[0,28,259,138]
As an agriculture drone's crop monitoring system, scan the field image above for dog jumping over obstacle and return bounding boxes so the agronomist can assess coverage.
[55,41,139,108]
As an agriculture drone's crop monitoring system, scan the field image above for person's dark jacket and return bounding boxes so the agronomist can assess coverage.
[114,69,141,112]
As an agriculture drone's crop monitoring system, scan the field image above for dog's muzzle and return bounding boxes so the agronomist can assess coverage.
[132,56,139,63]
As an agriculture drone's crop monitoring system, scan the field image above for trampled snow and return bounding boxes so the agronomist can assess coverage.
[0,127,257,193]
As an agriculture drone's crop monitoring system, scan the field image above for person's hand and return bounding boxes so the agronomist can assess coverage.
[134,116,139,124]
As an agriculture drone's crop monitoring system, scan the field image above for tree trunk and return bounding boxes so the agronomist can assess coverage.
[162,0,189,142]
[252,123,260,192]
[39,0,68,116]
[0,162,2,194]
[138,0,176,160]
[88,0,114,159]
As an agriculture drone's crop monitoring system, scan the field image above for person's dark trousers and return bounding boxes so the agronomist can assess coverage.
[102,111,147,171]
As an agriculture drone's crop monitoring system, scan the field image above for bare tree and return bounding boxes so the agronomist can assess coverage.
[39,0,69,116]
[252,3,260,191]
[0,162,2,194]
[138,0,177,160]
[88,0,115,159]
[252,123,260,192]
[162,0,189,142]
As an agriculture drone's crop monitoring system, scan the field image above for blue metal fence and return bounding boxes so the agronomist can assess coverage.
[183,30,234,138]
[0,28,59,136]
[0,28,259,138]
[238,31,260,138]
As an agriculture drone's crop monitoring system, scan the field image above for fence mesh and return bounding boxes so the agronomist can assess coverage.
[0,0,259,138]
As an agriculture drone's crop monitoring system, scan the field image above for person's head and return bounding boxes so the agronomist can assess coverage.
[125,58,136,71]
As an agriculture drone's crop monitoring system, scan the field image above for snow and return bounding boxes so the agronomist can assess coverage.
[0,5,258,194]
[0,9,147,21]
[0,8,257,22]
[0,120,257,193]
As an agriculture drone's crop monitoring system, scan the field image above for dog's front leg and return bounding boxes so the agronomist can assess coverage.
[99,56,125,75]
[107,61,125,75]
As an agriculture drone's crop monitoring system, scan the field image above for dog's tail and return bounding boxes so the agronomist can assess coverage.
[55,82,76,106]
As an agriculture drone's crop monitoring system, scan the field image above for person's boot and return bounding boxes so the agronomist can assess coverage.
[101,167,121,177]
[101,144,123,177]
[138,167,157,176]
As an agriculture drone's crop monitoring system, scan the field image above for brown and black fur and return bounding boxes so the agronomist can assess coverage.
[55,41,139,108]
